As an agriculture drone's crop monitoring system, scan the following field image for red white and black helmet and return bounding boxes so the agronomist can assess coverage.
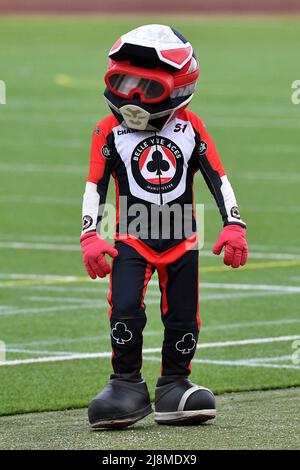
[104,24,199,131]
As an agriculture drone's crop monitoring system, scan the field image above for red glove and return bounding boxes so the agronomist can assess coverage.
[212,225,248,268]
[80,232,118,279]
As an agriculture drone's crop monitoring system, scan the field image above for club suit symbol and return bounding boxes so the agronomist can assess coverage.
[175,333,196,354]
[111,322,133,345]
[147,150,170,175]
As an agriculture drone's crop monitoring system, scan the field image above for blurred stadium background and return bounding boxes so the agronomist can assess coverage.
[1,0,300,14]
[0,0,299,450]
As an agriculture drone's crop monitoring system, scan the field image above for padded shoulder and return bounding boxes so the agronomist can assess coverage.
[94,114,119,138]
[179,109,206,134]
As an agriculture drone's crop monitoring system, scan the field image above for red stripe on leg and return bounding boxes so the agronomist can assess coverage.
[107,257,115,320]
[141,263,154,309]
[157,265,169,316]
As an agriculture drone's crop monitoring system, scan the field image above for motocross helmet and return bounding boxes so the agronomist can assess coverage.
[104,24,199,131]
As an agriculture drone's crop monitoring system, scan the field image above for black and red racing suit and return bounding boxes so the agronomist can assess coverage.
[81,109,245,379]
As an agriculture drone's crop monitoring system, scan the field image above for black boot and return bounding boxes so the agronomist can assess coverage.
[155,377,216,425]
[88,377,152,429]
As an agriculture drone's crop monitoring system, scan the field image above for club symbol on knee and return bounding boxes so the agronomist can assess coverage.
[111,322,133,345]
[175,333,196,354]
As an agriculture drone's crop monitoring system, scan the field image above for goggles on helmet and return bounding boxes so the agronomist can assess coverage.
[105,61,196,104]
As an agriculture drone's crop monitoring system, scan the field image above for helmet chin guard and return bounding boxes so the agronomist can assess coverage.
[119,104,151,131]
[104,91,193,131]
[104,24,199,131]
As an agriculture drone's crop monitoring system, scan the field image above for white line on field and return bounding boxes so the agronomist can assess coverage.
[0,195,79,206]
[0,114,100,124]
[0,281,299,317]
[237,171,300,182]
[208,117,300,129]
[5,348,76,356]
[239,355,292,363]
[0,275,94,288]
[3,280,300,300]
[185,358,300,370]
[143,356,300,370]
[8,337,104,348]
[0,239,300,254]
[200,292,292,301]
[8,330,162,349]
[17,297,158,309]
[23,296,102,304]
[0,273,88,281]
[196,335,300,349]
[202,282,300,293]
[22,292,291,306]
[6,318,299,349]
[23,289,159,300]
[0,284,285,297]
[2,241,300,263]
[0,242,80,251]
[203,318,300,331]
[0,163,86,174]
[0,291,293,317]
[1,335,299,367]
[0,235,78,243]
[7,318,300,353]
[2,195,300,213]
[15,111,298,129]
[1,273,300,292]
[202,289,300,300]
[0,303,105,316]
[201,250,300,260]
[0,352,112,366]
[206,242,300,253]
[13,285,110,294]
[205,205,300,215]
[5,349,295,364]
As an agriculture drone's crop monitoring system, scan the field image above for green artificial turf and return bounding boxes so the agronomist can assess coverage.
[0,16,300,423]
[0,388,299,450]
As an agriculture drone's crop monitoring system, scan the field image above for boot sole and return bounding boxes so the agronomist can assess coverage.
[155,408,216,425]
[90,404,153,430]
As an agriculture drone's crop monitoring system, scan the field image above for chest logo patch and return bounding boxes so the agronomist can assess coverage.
[131,136,184,194]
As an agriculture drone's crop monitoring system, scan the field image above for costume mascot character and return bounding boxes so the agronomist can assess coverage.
[80,24,248,428]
